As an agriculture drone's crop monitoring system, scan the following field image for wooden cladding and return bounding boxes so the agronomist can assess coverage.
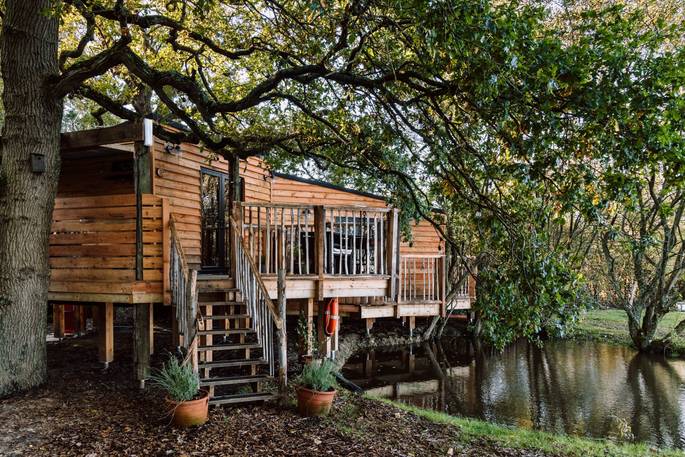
[271,175,388,208]
[400,220,444,255]
[49,194,164,303]
[153,139,228,269]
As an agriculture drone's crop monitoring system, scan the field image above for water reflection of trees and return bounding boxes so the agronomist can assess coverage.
[345,339,685,448]
[454,340,685,448]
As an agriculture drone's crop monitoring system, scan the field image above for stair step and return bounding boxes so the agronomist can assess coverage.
[209,392,278,406]
[199,359,268,369]
[198,329,254,336]
[199,287,240,293]
[198,343,261,352]
[201,374,270,387]
[201,314,250,320]
[198,301,244,307]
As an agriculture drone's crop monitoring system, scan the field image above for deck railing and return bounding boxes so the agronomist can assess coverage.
[238,203,398,279]
[398,254,446,303]
[169,215,199,357]
[229,215,283,377]
[454,266,470,297]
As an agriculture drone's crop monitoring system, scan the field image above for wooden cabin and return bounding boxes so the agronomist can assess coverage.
[50,121,475,405]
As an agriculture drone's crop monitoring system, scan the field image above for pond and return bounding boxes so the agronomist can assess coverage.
[341,338,685,449]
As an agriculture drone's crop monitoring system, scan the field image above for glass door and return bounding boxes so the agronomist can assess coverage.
[200,168,229,273]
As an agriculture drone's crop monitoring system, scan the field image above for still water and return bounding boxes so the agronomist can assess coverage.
[342,339,685,449]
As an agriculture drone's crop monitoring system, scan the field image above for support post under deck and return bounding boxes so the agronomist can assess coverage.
[134,303,151,388]
[95,302,114,367]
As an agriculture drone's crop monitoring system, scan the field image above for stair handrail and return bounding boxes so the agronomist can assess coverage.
[169,215,200,356]
[228,214,283,330]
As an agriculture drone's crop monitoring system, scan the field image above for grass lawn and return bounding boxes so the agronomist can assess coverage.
[375,397,685,457]
[572,309,685,355]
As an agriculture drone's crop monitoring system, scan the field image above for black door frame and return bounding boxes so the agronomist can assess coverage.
[200,167,229,274]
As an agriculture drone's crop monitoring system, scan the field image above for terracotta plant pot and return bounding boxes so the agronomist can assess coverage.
[296,386,337,417]
[167,389,209,427]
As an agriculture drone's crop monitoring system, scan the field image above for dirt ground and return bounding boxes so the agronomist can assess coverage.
[0,332,550,457]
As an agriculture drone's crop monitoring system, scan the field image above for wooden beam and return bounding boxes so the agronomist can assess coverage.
[134,303,151,387]
[95,302,114,366]
[360,305,394,319]
[60,121,143,151]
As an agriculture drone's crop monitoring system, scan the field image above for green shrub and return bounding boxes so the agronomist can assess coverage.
[150,356,200,402]
[297,359,337,392]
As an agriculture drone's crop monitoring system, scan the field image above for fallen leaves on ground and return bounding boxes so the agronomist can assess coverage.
[0,335,552,457]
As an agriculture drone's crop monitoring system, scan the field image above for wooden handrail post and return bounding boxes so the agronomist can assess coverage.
[440,256,447,317]
[385,208,399,302]
[277,231,288,405]
[314,206,325,300]
[229,204,239,278]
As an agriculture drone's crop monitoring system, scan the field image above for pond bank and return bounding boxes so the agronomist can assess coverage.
[570,309,685,357]
[378,397,683,457]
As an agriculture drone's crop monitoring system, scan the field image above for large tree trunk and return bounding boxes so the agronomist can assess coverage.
[627,307,660,352]
[0,0,62,396]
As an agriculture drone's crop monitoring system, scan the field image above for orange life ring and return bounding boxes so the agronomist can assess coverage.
[324,298,339,336]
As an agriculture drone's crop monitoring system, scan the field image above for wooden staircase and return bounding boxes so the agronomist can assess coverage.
[197,280,278,406]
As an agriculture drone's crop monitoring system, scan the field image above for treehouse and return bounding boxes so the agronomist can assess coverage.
[50,121,475,405]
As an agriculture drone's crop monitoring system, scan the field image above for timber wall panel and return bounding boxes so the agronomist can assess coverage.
[49,194,163,303]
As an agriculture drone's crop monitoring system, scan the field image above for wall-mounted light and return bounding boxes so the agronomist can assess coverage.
[143,118,154,147]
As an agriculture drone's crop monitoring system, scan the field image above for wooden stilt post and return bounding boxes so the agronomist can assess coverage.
[365,318,375,337]
[317,301,331,359]
[332,314,340,359]
[81,306,88,334]
[408,316,416,341]
[52,304,65,339]
[75,305,86,336]
[95,302,114,367]
[171,304,179,347]
[364,351,373,377]
[149,303,154,356]
[305,298,314,356]
[134,303,151,388]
